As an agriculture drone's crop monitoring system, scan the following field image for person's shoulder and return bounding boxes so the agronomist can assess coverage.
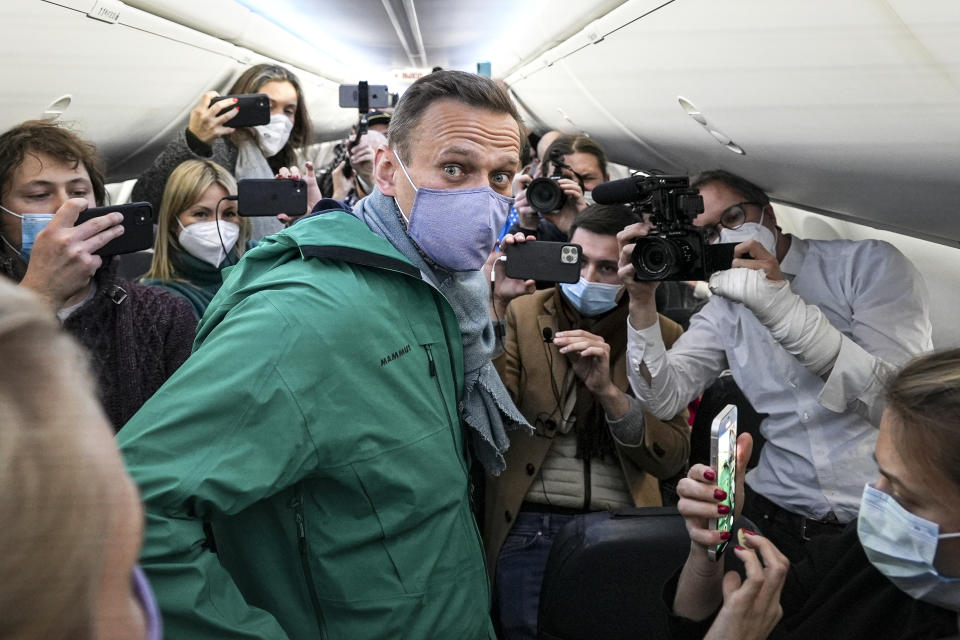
[126,280,197,320]
[509,287,554,316]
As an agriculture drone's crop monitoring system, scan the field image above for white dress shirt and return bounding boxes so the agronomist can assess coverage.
[626,236,932,521]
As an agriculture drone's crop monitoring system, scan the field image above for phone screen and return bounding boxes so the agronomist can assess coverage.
[709,404,738,560]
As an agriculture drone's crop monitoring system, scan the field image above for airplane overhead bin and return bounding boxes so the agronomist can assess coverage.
[506,0,960,251]
[0,1,355,182]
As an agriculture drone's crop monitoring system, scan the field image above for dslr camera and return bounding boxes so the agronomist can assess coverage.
[592,174,736,281]
[526,149,570,214]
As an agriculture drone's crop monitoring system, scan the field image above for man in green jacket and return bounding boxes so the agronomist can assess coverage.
[118,70,529,638]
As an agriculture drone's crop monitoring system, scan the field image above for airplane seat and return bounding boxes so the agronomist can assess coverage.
[689,373,766,471]
[114,250,154,282]
[537,507,756,640]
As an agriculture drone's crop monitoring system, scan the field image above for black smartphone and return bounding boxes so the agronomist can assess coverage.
[237,179,308,217]
[74,202,154,256]
[338,84,391,109]
[708,404,738,561]
[504,241,582,283]
[209,93,270,128]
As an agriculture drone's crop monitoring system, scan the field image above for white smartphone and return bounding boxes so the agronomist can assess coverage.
[708,404,738,561]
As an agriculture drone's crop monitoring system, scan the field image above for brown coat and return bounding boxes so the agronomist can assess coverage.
[485,288,689,574]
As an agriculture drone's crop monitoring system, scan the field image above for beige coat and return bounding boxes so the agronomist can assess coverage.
[485,288,690,575]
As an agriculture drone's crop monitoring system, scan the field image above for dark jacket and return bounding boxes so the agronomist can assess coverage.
[0,248,196,431]
[666,524,958,639]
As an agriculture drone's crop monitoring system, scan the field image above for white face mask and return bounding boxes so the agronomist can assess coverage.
[255,114,294,157]
[177,220,239,268]
[0,204,54,261]
[858,484,960,611]
[717,210,778,257]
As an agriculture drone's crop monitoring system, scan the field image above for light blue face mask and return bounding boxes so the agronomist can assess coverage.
[394,150,514,271]
[858,483,960,611]
[560,276,623,317]
[0,204,54,261]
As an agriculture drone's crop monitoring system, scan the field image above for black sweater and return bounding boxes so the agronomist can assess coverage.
[1,250,196,431]
[667,525,958,640]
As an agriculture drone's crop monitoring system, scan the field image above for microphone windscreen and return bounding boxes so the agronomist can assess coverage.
[542,327,554,343]
[592,177,643,205]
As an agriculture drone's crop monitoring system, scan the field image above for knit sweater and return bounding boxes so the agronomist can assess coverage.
[1,248,197,431]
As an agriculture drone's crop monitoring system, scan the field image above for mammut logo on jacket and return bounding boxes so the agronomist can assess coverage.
[381,344,412,367]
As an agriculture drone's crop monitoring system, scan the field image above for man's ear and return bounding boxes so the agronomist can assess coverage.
[762,203,776,225]
[375,146,398,196]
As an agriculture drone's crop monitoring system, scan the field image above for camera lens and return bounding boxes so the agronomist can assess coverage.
[632,237,679,280]
[527,177,565,214]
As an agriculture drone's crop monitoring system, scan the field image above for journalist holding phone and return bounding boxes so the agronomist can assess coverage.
[132,63,313,241]
[0,120,196,430]
[667,348,960,639]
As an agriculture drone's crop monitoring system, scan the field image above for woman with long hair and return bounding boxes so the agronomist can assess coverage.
[132,63,313,240]
[668,348,960,639]
[141,159,251,318]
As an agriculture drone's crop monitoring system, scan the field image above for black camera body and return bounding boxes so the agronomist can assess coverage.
[526,149,568,214]
[592,174,736,281]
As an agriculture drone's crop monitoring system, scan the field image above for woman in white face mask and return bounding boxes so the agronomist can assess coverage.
[132,63,312,242]
[141,159,250,319]
[667,348,960,639]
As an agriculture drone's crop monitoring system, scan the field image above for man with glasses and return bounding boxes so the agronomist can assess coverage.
[618,169,932,560]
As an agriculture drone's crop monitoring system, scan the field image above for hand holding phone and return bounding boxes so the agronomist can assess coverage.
[503,241,581,284]
[209,93,271,129]
[74,202,154,256]
[238,179,308,217]
[708,404,738,561]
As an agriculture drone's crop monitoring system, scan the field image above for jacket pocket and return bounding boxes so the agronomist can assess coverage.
[291,487,328,640]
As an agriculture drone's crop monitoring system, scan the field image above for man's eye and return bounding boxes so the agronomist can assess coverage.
[443,166,463,177]
[492,173,510,185]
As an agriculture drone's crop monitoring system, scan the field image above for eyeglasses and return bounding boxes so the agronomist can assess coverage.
[703,202,761,243]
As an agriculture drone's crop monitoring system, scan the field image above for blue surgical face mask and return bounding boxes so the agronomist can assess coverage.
[560,276,623,317]
[394,150,514,271]
[0,204,54,261]
[858,484,960,611]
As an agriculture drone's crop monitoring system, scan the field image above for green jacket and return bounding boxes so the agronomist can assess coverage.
[118,210,494,639]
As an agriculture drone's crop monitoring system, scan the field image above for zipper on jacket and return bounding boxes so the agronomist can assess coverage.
[291,491,328,640]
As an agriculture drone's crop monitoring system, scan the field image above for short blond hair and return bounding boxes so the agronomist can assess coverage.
[144,158,249,282]
[0,281,113,639]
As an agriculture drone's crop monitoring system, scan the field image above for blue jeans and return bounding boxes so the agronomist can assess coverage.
[494,511,575,640]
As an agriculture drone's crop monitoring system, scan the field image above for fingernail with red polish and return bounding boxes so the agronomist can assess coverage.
[713,488,727,501]
[703,470,716,481]
[719,531,731,541]
[718,504,731,515]
[742,529,757,536]
[735,545,746,551]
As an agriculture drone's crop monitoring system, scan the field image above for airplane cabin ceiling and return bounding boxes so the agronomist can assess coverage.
[506,0,960,249]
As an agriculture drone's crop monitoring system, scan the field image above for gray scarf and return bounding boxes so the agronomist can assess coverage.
[353,188,530,475]
[234,138,285,242]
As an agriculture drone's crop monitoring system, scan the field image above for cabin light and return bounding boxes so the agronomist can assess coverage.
[42,95,72,121]
[677,96,707,125]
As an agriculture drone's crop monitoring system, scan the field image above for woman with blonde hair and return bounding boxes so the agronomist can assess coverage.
[141,158,251,318]
[0,279,161,640]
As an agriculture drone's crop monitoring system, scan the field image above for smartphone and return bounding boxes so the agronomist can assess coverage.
[338,84,391,109]
[74,202,154,256]
[708,404,738,561]
[209,93,270,128]
[504,241,581,283]
[237,179,307,217]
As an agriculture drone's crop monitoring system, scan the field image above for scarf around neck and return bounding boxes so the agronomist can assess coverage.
[352,188,531,475]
